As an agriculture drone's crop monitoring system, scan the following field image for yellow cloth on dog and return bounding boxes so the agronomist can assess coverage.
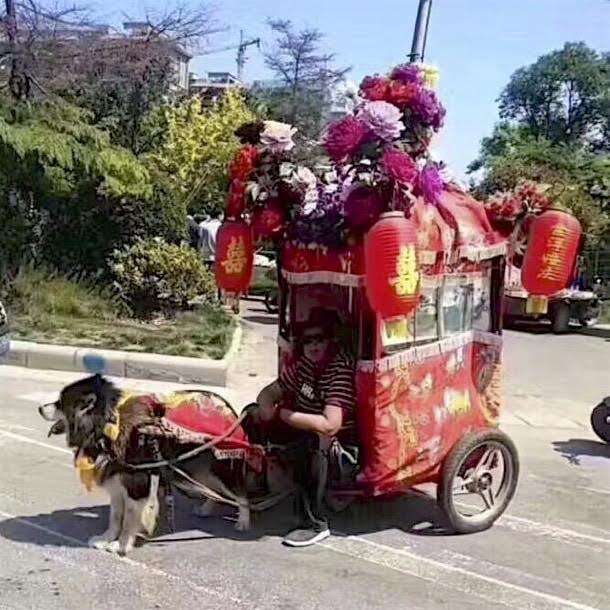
[76,390,136,491]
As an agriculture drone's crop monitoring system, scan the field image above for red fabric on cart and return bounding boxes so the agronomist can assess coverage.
[355,337,502,494]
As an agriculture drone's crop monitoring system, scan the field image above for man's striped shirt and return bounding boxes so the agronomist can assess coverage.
[279,350,356,442]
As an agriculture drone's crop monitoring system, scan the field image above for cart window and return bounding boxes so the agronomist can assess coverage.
[473,271,492,332]
[415,286,439,343]
[441,282,473,336]
[380,314,415,353]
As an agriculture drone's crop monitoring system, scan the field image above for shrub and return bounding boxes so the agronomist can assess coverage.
[112,239,216,316]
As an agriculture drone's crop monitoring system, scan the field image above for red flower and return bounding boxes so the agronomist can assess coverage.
[381,148,418,185]
[386,81,419,109]
[229,145,259,182]
[252,200,285,241]
[226,180,246,219]
[359,76,390,102]
[323,116,370,162]
[344,186,385,231]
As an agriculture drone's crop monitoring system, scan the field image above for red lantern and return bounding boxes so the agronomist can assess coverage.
[521,210,582,296]
[364,211,420,318]
[215,220,254,294]
[226,180,246,219]
[252,200,285,242]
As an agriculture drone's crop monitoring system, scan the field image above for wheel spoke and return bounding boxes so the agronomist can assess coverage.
[477,486,496,511]
[475,446,498,474]
[452,477,474,496]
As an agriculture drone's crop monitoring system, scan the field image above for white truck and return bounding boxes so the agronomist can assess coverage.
[503,264,601,333]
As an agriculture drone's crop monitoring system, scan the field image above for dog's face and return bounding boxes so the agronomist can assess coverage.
[38,374,118,448]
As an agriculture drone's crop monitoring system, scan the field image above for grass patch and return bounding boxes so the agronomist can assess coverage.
[5,269,235,359]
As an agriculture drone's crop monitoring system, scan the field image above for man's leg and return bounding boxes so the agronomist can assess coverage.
[283,436,331,547]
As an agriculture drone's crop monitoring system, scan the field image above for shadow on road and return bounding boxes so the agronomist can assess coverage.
[580,326,610,340]
[552,438,610,465]
[0,489,453,551]
[243,315,278,326]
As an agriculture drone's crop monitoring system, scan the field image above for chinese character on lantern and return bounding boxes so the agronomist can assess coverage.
[221,237,248,275]
[521,210,582,297]
[391,245,420,296]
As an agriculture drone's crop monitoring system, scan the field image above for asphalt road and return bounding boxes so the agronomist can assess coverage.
[0,325,609,610]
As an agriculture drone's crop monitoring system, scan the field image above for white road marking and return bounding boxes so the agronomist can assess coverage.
[320,535,601,610]
[497,513,610,547]
[528,473,610,496]
[0,429,72,455]
[0,508,245,605]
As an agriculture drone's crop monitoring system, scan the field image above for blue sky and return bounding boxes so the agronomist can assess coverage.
[99,1,609,178]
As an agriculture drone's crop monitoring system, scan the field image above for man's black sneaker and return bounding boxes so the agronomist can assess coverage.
[282,526,330,547]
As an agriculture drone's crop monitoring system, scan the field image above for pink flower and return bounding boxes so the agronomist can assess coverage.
[359,76,390,102]
[381,148,418,185]
[323,116,370,162]
[357,101,404,142]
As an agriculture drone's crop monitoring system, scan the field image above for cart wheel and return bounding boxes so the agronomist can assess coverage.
[550,302,570,334]
[438,430,519,534]
[591,403,610,443]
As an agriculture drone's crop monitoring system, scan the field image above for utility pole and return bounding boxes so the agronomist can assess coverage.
[409,0,433,63]
[236,30,260,81]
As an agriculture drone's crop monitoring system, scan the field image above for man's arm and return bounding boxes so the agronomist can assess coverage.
[279,405,343,437]
[256,380,283,421]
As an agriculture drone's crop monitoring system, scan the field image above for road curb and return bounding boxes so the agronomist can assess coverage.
[1,325,242,387]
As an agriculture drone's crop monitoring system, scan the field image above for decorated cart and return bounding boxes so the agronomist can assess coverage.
[213,62,523,533]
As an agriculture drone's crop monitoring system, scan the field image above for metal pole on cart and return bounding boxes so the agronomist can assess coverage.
[408,0,433,63]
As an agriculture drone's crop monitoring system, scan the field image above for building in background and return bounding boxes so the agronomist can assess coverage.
[189,72,243,99]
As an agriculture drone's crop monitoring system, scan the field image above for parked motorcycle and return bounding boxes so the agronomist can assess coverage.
[591,397,610,443]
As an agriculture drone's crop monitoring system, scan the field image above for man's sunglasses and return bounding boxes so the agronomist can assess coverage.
[302,334,328,346]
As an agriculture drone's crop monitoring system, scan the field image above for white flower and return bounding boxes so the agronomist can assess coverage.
[295,166,316,189]
[260,121,297,153]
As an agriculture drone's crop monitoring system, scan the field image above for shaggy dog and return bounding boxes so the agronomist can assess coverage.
[39,374,258,555]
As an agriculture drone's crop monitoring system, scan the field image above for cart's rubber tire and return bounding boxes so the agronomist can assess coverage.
[591,403,610,443]
[551,302,571,334]
[438,429,519,534]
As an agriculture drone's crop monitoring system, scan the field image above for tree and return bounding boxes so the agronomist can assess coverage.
[498,42,609,148]
[148,90,256,217]
[259,19,349,138]
[470,43,610,246]
[0,98,155,275]
[469,128,609,244]
[0,1,221,153]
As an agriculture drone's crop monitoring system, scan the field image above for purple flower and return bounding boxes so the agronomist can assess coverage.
[323,116,370,162]
[410,89,446,130]
[357,101,404,142]
[390,64,423,85]
[417,164,444,205]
